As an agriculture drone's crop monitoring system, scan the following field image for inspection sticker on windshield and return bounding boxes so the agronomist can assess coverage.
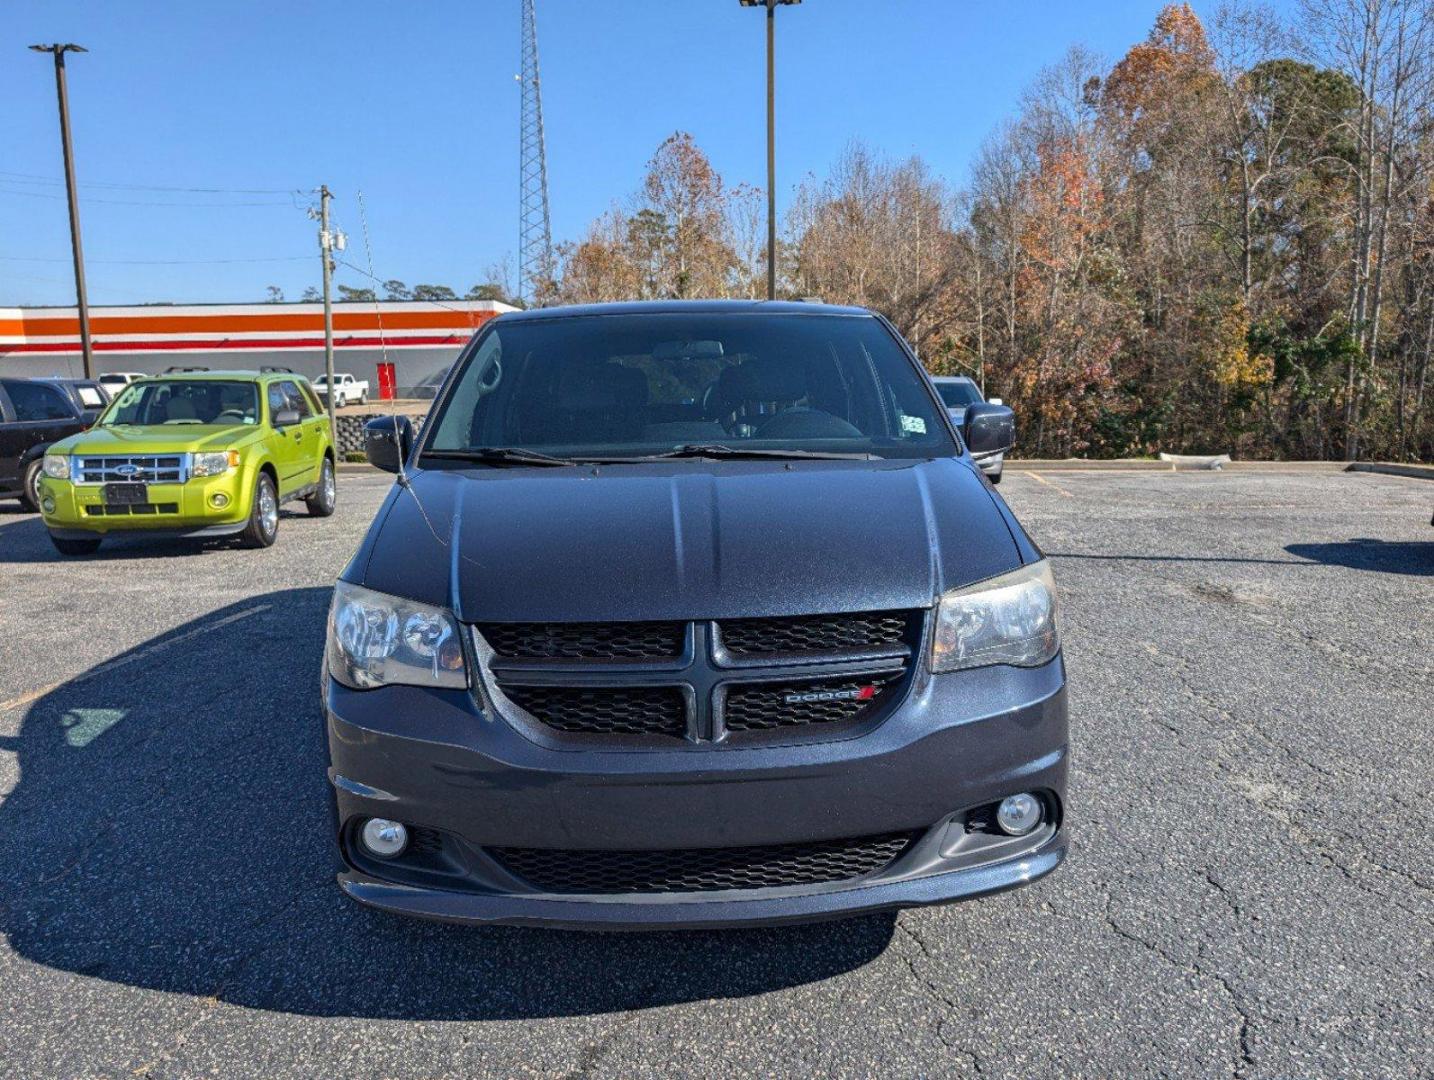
[901,415,927,434]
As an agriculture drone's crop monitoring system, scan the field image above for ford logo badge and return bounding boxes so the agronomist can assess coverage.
[115,464,140,477]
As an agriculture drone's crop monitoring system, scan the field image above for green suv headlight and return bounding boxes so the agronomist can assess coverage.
[327,580,467,690]
[931,559,1059,673]
[42,453,70,480]
[192,450,239,477]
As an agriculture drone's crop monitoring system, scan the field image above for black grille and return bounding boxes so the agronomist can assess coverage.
[718,611,911,656]
[84,503,179,516]
[724,676,894,733]
[480,621,685,660]
[490,832,916,894]
[501,684,688,739]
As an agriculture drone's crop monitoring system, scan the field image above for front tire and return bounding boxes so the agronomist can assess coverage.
[51,534,101,556]
[305,458,336,517]
[239,472,279,549]
[988,468,1003,485]
[20,460,43,511]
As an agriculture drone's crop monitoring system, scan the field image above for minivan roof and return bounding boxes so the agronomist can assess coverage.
[498,299,875,322]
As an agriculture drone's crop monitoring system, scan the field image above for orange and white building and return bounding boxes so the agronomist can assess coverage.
[0,300,514,394]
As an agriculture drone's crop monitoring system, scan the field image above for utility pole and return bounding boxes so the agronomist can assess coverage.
[318,186,337,437]
[740,0,800,301]
[30,44,94,378]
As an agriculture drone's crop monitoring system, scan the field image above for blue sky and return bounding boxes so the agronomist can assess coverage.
[2,1,1294,307]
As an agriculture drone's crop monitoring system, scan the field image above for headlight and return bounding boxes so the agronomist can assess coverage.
[42,453,70,479]
[931,559,1059,673]
[192,450,240,477]
[327,580,467,690]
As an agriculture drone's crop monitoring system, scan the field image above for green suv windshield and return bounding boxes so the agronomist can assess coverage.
[425,313,954,461]
[104,380,261,426]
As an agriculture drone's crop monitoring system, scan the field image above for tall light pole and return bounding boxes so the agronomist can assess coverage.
[739,0,800,301]
[30,43,94,378]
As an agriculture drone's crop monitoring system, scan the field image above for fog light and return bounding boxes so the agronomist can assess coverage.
[359,818,408,859]
[995,793,1043,836]
[41,496,56,514]
[209,492,230,508]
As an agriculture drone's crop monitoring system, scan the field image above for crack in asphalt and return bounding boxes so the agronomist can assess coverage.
[1098,889,1257,1079]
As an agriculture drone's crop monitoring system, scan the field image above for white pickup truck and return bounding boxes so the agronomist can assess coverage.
[312,372,369,407]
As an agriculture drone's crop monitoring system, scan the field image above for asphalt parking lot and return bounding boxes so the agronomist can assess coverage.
[0,468,1430,1079]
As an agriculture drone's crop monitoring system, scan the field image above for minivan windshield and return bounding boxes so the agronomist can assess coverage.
[425,313,955,461]
[103,380,261,426]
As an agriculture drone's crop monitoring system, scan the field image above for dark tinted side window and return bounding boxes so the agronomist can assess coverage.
[297,382,323,415]
[280,380,312,417]
[2,380,74,422]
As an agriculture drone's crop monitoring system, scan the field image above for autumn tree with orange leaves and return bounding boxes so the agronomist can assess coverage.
[548,3,1434,462]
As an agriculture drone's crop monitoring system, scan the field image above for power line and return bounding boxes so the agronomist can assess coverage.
[0,254,312,266]
[333,258,473,318]
[0,169,301,196]
[0,184,294,208]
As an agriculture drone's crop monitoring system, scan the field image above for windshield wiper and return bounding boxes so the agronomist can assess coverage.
[421,447,578,467]
[610,444,873,462]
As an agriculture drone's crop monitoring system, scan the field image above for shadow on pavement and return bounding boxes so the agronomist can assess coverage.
[1285,538,1434,576]
[0,511,308,564]
[0,588,893,1020]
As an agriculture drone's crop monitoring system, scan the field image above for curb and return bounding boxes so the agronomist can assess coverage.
[1345,462,1434,481]
[1010,459,1348,473]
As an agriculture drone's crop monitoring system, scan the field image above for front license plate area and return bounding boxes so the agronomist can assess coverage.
[104,482,148,505]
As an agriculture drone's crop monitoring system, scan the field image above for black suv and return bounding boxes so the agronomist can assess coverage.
[0,378,89,510]
[325,301,1067,929]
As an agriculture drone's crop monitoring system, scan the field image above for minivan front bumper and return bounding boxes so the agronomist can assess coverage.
[325,653,1069,929]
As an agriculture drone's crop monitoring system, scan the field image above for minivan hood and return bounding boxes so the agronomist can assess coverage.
[358,458,1023,623]
[57,424,257,454]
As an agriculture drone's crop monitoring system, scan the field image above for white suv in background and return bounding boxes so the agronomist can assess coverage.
[932,375,1008,483]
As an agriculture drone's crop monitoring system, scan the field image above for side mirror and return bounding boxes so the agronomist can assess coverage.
[964,402,1015,459]
[365,415,414,474]
[273,408,301,428]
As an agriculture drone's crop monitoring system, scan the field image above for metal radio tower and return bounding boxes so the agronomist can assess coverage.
[518,0,553,305]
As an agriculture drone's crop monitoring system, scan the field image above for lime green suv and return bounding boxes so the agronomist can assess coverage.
[37,369,336,555]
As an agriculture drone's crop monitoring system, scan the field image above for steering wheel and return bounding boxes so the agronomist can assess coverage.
[215,409,248,423]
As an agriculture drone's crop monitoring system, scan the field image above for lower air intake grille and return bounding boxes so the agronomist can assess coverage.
[490,832,916,894]
[84,503,179,516]
[723,677,895,733]
[718,611,911,656]
[500,684,688,739]
[479,621,685,660]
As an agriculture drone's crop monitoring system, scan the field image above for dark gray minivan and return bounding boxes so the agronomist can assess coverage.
[326,300,1067,928]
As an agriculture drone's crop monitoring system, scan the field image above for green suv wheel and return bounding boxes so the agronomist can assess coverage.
[239,472,280,549]
[306,458,337,517]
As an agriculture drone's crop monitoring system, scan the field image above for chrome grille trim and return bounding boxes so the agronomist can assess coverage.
[72,453,191,485]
